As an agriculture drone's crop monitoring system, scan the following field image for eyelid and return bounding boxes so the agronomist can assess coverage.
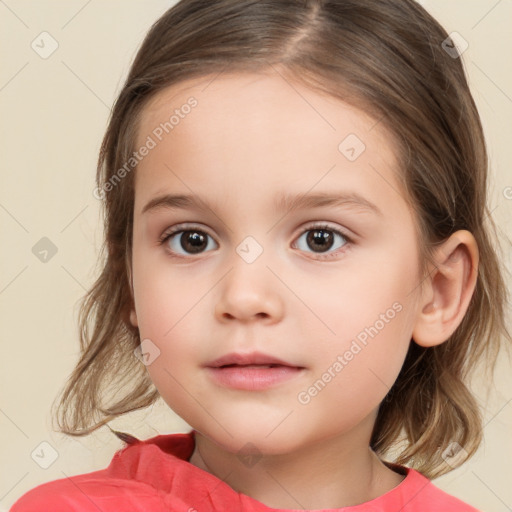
[160,221,355,240]
[296,221,355,243]
[158,221,355,259]
[158,222,215,242]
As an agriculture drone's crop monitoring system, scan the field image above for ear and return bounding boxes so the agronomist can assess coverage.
[412,230,479,347]
[126,257,138,328]
[130,309,138,328]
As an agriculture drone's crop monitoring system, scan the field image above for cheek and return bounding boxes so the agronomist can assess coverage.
[345,312,411,389]
[132,245,206,338]
[293,267,416,367]
[131,255,210,389]
[136,282,207,421]
[293,231,419,341]
[135,279,205,364]
[298,251,418,408]
[298,312,412,428]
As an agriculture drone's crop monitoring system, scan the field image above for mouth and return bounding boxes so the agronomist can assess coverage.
[205,351,304,369]
[204,351,305,390]
[218,363,285,369]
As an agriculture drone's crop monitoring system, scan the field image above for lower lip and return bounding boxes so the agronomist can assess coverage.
[205,365,304,390]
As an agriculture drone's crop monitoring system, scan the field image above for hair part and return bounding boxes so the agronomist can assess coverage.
[52,0,512,479]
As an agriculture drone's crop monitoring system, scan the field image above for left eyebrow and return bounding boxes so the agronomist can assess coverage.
[274,191,383,217]
[141,190,383,217]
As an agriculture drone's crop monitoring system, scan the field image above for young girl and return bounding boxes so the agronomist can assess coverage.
[11,0,511,510]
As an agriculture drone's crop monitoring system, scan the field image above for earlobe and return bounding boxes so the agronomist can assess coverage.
[130,309,138,328]
[126,257,138,328]
[412,230,479,348]
[127,272,138,328]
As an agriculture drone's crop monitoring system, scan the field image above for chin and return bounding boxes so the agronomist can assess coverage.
[191,414,313,458]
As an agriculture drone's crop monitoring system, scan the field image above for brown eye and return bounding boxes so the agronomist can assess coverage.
[178,231,209,254]
[306,229,335,253]
[294,224,349,258]
[161,227,218,256]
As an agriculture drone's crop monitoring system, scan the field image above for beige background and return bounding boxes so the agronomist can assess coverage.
[1,1,511,510]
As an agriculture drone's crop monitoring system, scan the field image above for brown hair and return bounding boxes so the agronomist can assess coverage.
[52,0,512,479]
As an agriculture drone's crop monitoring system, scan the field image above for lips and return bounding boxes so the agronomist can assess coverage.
[205,351,302,369]
[204,351,305,391]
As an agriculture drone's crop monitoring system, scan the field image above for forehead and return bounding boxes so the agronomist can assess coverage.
[136,70,391,148]
[132,71,405,218]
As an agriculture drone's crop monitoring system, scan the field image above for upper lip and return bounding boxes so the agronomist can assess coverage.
[205,351,302,368]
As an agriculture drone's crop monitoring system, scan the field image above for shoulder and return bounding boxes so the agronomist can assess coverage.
[398,467,482,512]
[9,471,175,511]
[9,433,194,512]
[9,472,169,512]
[421,481,481,512]
[9,431,197,512]
[9,438,171,512]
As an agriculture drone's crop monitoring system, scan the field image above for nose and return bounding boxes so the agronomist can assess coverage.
[214,249,285,324]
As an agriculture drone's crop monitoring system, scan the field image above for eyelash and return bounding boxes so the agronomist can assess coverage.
[158,222,353,260]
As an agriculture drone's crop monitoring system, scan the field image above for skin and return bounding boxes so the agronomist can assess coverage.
[128,69,479,509]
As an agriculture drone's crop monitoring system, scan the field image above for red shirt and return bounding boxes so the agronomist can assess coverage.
[11,430,481,511]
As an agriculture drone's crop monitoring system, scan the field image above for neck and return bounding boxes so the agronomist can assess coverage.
[188,414,405,509]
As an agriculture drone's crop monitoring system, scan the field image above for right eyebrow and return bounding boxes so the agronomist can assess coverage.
[141,191,383,218]
[141,193,215,215]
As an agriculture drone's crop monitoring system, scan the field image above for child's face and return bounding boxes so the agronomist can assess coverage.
[129,71,424,454]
